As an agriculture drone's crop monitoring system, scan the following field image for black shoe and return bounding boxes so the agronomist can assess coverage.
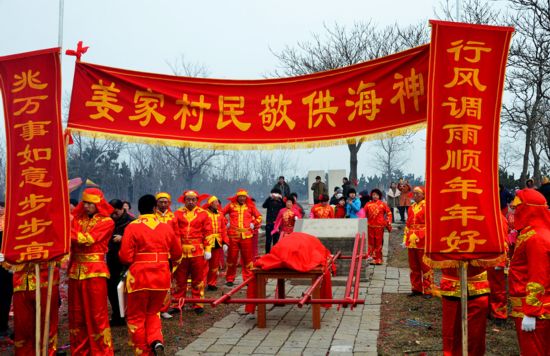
[207,285,218,291]
[151,340,165,356]
[407,291,422,297]
[494,318,506,327]
[194,307,204,315]
[226,281,234,287]
[109,318,125,327]
[423,294,432,299]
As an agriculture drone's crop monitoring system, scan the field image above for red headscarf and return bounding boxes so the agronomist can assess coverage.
[511,188,550,231]
[72,187,114,218]
[227,189,256,209]
[177,190,203,204]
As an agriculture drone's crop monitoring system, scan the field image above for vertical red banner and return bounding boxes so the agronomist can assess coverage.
[425,21,514,266]
[0,48,70,264]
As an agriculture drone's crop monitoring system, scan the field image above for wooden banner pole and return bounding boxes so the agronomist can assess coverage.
[459,261,468,356]
[41,263,54,355]
[34,264,41,356]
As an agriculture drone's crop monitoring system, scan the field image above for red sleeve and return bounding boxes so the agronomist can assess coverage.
[168,225,182,262]
[406,206,414,227]
[202,211,213,248]
[221,215,229,244]
[272,209,285,234]
[169,213,179,236]
[328,207,335,218]
[119,224,136,265]
[384,203,392,225]
[524,234,550,317]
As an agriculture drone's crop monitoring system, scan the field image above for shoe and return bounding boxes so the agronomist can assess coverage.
[226,281,234,287]
[194,307,204,315]
[109,318,125,327]
[423,294,432,299]
[160,312,173,319]
[207,285,218,291]
[407,291,422,297]
[151,340,165,356]
[494,318,506,327]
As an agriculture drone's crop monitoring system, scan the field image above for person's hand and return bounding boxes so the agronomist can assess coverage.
[0,253,4,263]
[222,244,228,253]
[400,242,406,249]
[294,216,298,221]
[113,235,122,243]
[249,223,255,229]
[204,252,212,261]
[522,316,536,332]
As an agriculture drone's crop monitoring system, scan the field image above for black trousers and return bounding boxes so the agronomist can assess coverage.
[264,222,280,254]
[0,265,13,333]
[398,206,406,222]
[107,256,124,320]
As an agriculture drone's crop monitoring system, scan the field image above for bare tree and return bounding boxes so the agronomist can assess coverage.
[436,0,501,24]
[373,133,413,189]
[272,21,429,182]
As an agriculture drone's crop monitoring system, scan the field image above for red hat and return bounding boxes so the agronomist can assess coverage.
[72,187,114,218]
[178,190,200,204]
[511,188,550,230]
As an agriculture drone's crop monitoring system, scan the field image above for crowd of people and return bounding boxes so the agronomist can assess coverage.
[0,174,549,355]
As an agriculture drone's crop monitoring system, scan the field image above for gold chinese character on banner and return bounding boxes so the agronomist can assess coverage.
[16,145,52,165]
[14,241,54,262]
[129,89,166,127]
[17,194,52,216]
[443,124,482,145]
[302,90,338,129]
[447,40,491,63]
[440,149,482,172]
[174,94,211,131]
[441,204,485,227]
[217,96,250,131]
[346,81,382,122]
[390,68,424,114]
[16,218,53,240]
[19,167,52,188]
[441,230,486,252]
[442,97,482,120]
[259,94,295,131]
[13,120,51,141]
[444,68,487,92]
[11,70,48,93]
[13,95,48,116]
[440,176,483,199]
[85,80,123,122]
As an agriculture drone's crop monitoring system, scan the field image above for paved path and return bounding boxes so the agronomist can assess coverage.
[175,232,411,355]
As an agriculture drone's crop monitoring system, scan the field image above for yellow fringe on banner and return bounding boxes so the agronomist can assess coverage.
[423,253,506,269]
[66,122,427,151]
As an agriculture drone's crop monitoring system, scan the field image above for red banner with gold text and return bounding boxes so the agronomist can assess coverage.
[68,45,429,148]
[0,48,70,264]
[425,21,513,267]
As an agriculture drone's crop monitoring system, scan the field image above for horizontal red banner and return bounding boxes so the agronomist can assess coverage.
[0,48,70,264]
[68,45,429,148]
[425,20,513,266]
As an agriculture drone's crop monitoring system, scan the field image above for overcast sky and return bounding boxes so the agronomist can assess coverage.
[0,0,449,180]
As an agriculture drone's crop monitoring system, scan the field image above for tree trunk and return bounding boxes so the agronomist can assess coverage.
[530,137,541,184]
[348,143,361,182]
[520,128,532,183]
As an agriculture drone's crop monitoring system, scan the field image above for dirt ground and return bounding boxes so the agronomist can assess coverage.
[379,224,520,355]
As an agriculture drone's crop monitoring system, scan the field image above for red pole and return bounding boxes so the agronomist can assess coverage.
[184,298,366,305]
[212,275,254,306]
[297,252,340,308]
[343,233,360,302]
[352,232,366,308]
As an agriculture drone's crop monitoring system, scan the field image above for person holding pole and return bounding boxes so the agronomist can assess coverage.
[119,194,182,356]
[508,188,550,355]
[68,188,115,355]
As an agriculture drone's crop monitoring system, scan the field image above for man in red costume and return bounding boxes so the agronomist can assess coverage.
[440,265,490,356]
[8,263,60,355]
[202,195,229,291]
[69,188,115,355]
[403,186,432,297]
[170,190,213,314]
[309,195,335,219]
[223,189,262,287]
[119,194,182,356]
[363,189,392,265]
[487,214,510,326]
[508,188,550,355]
[155,192,174,223]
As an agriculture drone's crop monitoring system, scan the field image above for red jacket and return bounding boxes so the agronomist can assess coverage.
[171,206,213,258]
[223,202,262,239]
[11,263,60,292]
[439,266,490,298]
[205,208,229,248]
[364,200,392,227]
[69,214,114,280]
[509,226,550,319]
[404,200,426,249]
[310,204,335,219]
[119,214,182,293]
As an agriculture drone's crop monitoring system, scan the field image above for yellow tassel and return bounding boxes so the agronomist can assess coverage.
[67,122,427,151]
